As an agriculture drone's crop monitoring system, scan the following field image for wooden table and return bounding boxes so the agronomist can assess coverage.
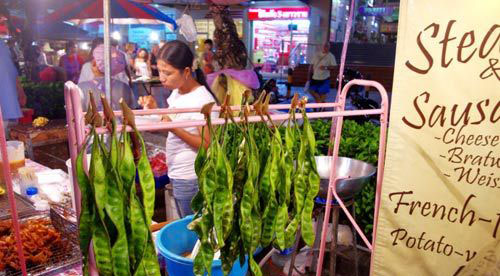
[9,119,68,160]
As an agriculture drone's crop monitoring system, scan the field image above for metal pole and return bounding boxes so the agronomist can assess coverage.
[0,109,27,275]
[103,0,112,100]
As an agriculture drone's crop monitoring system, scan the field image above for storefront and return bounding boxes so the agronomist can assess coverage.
[247,6,310,73]
[330,0,399,44]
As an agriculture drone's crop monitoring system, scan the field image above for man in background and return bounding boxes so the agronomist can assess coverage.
[0,40,26,137]
[308,42,337,107]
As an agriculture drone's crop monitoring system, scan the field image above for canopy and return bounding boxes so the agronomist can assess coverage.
[41,0,177,29]
[37,22,93,41]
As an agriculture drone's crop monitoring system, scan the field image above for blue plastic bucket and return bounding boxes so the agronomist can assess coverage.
[156,215,249,276]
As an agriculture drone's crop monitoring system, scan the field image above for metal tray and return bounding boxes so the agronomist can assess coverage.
[0,193,37,220]
[0,205,82,276]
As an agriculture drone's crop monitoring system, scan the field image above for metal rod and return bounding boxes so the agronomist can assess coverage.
[86,102,343,117]
[329,207,340,276]
[68,83,83,215]
[92,109,384,134]
[258,248,277,267]
[0,110,27,276]
[311,210,325,272]
[103,0,112,101]
[288,228,302,276]
[66,78,390,276]
[64,83,79,213]
[351,203,359,276]
[328,0,356,156]
[369,75,390,276]
[316,79,389,276]
[67,83,99,276]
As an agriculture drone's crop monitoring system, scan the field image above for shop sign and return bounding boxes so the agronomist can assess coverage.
[372,0,500,275]
[248,7,309,21]
[358,6,397,17]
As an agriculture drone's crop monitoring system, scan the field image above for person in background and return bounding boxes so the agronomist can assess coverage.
[77,44,133,111]
[201,39,215,75]
[308,42,337,107]
[139,40,218,218]
[39,66,58,83]
[79,39,131,87]
[134,48,152,79]
[78,38,104,84]
[150,43,160,77]
[113,41,133,87]
[36,45,49,66]
[286,67,293,99]
[125,43,137,69]
[262,78,279,104]
[59,41,83,83]
[0,40,26,137]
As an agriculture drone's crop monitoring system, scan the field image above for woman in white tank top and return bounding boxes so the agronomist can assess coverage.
[139,41,218,218]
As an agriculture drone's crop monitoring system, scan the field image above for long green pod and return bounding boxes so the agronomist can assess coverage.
[90,133,108,222]
[283,126,294,205]
[97,140,132,276]
[258,137,275,246]
[92,209,114,276]
[219,148,234,240]
[284,217,300,249]
[212,144,227,247]
[239,176,254,255]
[135,131,156,227]
[192,127,207,213]
[299,110,320,246]
[89,134,115,276]
[192,209,215,276]
[274,203,288,250]
[119,132,136,195]
[121,132,149,272]
[75,143,93,275]
[134,239,161,276]
[239,133,256,253]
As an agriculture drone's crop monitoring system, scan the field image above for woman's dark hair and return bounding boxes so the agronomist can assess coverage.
[66,41,76,52]
[137,48,149,60]
[90,38,104,56]
[158,40,218,103]
[204,39,213,46]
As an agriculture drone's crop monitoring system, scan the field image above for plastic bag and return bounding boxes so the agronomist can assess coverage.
[176,14,197,42]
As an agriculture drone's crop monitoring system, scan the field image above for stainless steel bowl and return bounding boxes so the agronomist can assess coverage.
[314,156,376,200]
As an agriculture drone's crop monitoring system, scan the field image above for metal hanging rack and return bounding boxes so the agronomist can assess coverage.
[1,0,390,274]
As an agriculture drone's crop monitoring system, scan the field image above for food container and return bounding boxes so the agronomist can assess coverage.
[0,141,26,181]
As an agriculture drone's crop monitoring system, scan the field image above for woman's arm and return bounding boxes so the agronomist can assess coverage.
[139,96,211,150]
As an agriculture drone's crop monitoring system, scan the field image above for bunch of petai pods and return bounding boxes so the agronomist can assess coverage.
[76,93,160,276]
[190,94,320,276]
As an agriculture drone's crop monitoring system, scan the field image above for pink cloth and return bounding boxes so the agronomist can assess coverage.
[207,69,260,90]
[92,44,126,76]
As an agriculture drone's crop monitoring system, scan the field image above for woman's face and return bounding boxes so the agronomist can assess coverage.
[67,44,77,54]
[158,60,189,90]
[138,50,147,58]
[204,43,212,52]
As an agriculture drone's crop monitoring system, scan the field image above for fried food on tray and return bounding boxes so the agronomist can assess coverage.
[0,219,11,236]
[0,218,66,271]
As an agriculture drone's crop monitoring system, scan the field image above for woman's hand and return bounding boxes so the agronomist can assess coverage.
[138,95,158,109]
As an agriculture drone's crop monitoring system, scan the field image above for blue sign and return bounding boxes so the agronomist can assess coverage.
[129,24,165,49]
[358,6,397,17]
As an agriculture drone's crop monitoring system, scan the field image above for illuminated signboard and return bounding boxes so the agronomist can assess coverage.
[248,7,310,21]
